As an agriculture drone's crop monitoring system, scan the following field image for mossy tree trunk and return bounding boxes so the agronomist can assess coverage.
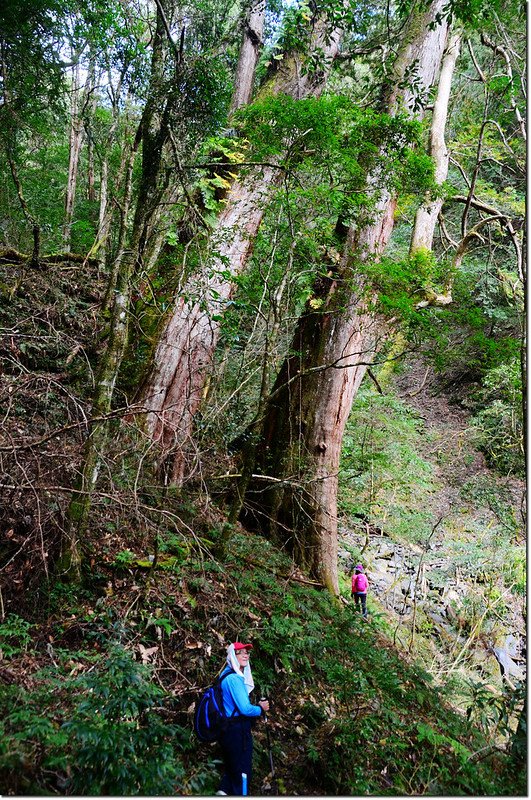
[139,15,343,484]
[241,0,449,594]
[60,0,177,578]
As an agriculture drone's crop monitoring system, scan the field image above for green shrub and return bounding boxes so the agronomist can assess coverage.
[64,646,187,795]
[0,682,70,794]
[0,614,32,658]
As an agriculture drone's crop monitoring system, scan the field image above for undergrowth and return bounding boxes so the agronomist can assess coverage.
[0,528,525,796]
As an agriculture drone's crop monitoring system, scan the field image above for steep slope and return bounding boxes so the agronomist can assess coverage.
[337,355,526,751]
[0,254,525,796]
[0,524,525,796]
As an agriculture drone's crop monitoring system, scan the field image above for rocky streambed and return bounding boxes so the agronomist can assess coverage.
[338,525,526,690]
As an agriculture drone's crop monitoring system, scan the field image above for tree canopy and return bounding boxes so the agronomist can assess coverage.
[0,0,525,794]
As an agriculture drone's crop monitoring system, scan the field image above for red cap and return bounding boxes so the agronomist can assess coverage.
[233,642,253,651]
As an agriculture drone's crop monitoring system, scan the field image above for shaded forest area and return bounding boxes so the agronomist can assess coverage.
[0,0,526,795]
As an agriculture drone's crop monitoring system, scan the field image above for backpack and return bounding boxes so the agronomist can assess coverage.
[353,573,368,593]
[193,667,236,742]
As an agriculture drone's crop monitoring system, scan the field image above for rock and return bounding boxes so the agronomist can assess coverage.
[400,578,415,597]
[376,543,395,559]
[427,612,447,626]
[370,562,393,578]
[503,634,520,659]
[444,588,461,603]
[492,648,525,681]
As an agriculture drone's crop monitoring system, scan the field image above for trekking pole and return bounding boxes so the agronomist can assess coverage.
[260,698,276,792]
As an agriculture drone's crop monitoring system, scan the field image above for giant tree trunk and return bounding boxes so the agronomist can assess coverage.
[244,200,396,594]
[243,0,449,594]
[140,16,343,484]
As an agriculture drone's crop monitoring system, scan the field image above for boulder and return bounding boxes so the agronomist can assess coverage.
[427,611,447,627]
[375,543,395,559]
[444,588,462,606]
[492,648,525,682]
[400,578,415,597]
[503,634,520,659]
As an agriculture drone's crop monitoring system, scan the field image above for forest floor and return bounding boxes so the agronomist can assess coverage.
[394,356,524,518]
[0,254,526,796]
[337,352,526,716]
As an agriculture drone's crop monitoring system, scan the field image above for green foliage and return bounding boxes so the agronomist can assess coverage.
[361,247,449,322]
[468,360,524,475]
[340,386,437,542]
[235,95,430,201]
[192,134,249,222]
[113,548,136,567]
[0,682,70,794]
[0,0,67,127]
[464,677,526,770]
[0,643,189,796]
[0,614,32,658]
[64,646,187,795]
[441,0,501,26]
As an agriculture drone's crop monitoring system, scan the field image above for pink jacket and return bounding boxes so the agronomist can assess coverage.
[352,573,368,593]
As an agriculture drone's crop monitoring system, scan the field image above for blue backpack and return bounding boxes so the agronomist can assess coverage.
[194,668,236,742]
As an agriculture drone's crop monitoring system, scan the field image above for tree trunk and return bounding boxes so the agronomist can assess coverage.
[63,62,85,251]
[61,228,139,579]
[88,70,130,271]
[243,0,449,594]
[87,124,96,204]
[139,17,343,484]
[60,2,173,577]
[229,0,265,114]
[410,29,461,254]
[4,141,41,265]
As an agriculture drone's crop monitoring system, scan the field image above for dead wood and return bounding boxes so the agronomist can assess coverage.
[0,249,99,267]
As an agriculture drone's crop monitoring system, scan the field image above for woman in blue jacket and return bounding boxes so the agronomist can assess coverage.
[216,642,269,796]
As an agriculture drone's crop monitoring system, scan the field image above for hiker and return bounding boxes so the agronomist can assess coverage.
[216,642,270,796]
[351,564,369,619]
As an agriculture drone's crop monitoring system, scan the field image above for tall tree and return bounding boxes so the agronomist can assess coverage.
[241,0,450,594]
[61,0,174,575]
[60,0,257,574]
[139,8,344,485]
[229,0,265,114]
[62,58,95,251]
[410,28,462,255]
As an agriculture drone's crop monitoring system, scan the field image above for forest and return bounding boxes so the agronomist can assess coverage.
[0,0,526,795]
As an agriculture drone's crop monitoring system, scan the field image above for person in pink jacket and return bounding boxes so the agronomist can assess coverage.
[351,564,369,619]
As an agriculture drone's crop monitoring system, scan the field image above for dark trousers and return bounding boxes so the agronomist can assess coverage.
[354,592,367,618]
[219,717,253,796]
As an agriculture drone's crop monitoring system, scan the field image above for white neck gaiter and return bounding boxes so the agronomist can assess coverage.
[226,643,255,695]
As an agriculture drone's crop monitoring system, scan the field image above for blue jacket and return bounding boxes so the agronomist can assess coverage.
[220,666,262,718]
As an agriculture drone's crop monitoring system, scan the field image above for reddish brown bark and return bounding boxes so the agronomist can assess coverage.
[243,0,449,594]
[142,175,276,483]
[139,17,344,483]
